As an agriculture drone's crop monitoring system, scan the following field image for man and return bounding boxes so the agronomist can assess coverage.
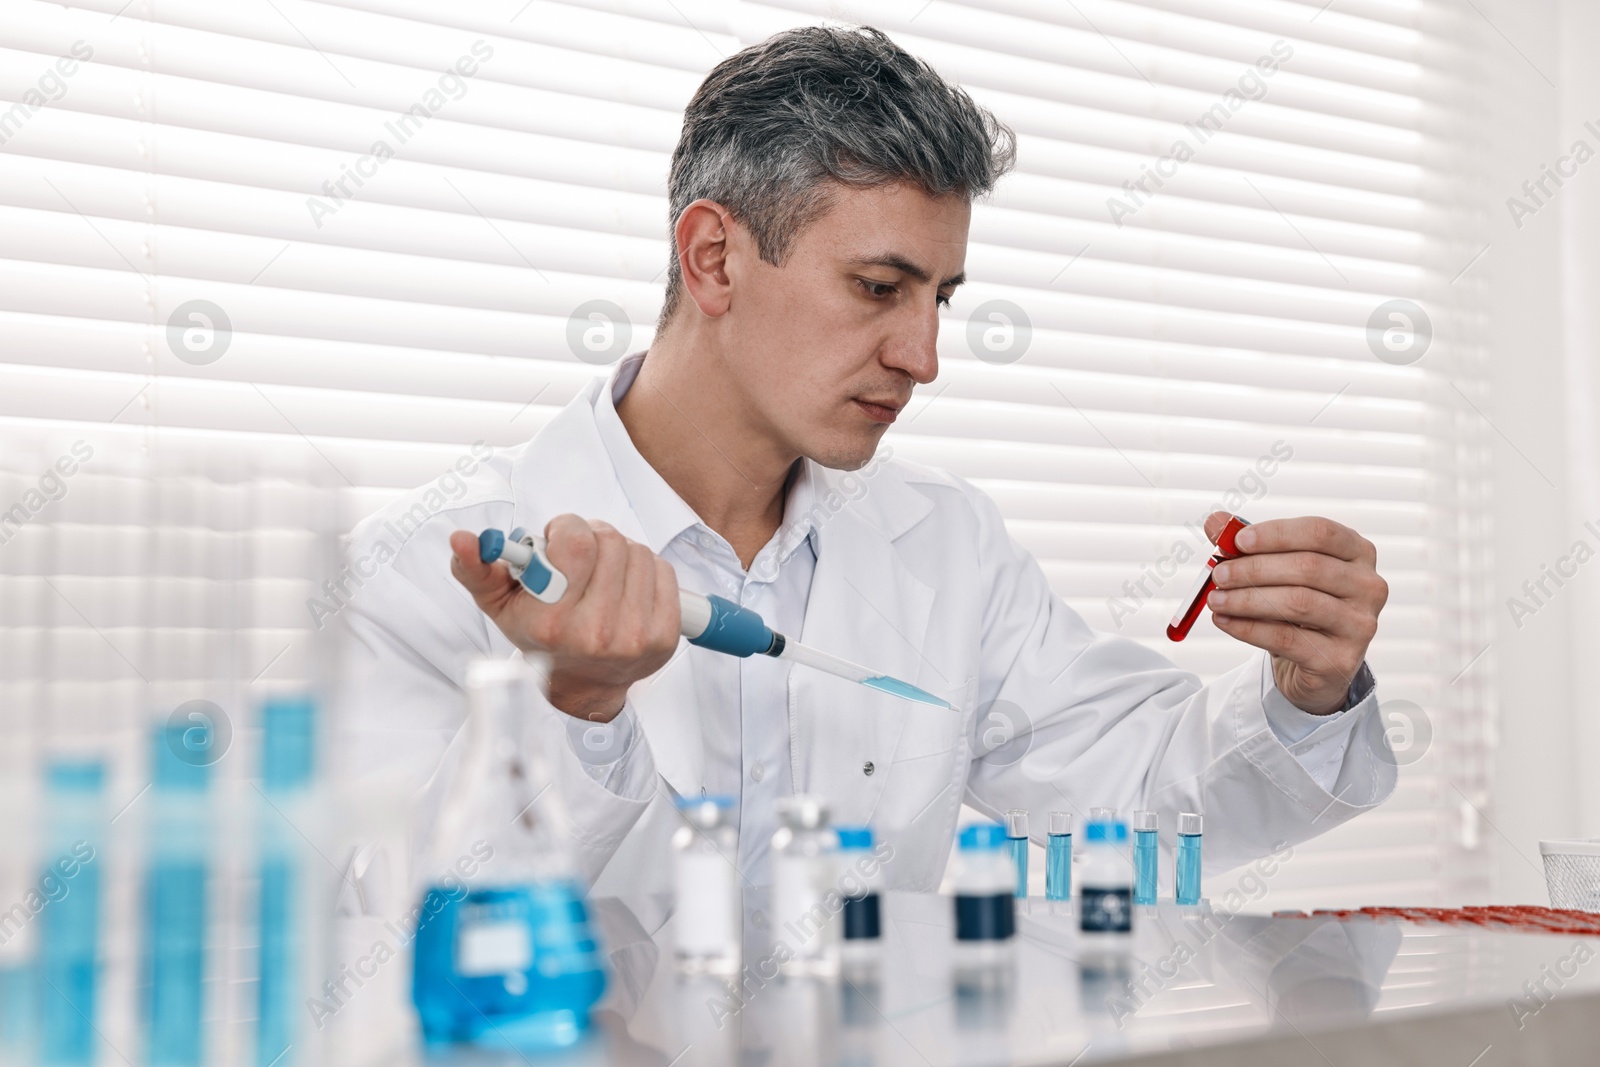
[342,26,1393,898]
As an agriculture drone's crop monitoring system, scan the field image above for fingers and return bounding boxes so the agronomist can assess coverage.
[544,514,603,602]
[1208,584,1378,643]
[1202,511,1233,544]
[652,555,681,648]
[1212,551,1381,604]
[449,529,519,609]
[1211,613,1366,682]
[1234,515,1375,565]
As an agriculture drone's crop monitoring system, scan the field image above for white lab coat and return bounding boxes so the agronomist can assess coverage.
[339,370,1397,900]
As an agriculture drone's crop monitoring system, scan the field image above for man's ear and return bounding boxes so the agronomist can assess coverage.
[675,198,735,319]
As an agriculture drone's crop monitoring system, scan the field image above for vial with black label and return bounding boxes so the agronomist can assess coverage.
[836,826,882,970]
[951,823,1014,991]
[1132,810,1158,906]
[1078,816,1132,940]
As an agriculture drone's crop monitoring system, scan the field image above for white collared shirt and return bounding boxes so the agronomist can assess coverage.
[565,352,823,881]
[561,352,1367,884]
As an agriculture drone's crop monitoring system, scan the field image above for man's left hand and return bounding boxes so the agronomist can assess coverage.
[1203,512,1388,716]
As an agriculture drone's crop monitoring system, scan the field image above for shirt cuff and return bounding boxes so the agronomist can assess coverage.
[562,703,639,785]
[1261,655,1377,791]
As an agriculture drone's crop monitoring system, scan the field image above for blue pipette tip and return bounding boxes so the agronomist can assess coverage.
[861,676,954,710]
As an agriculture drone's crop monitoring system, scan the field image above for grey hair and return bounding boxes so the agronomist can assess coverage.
[656,24,1016,332]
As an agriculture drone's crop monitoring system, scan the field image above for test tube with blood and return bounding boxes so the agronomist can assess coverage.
[1166,515,1252,642]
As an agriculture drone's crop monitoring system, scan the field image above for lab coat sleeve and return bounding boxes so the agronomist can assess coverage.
[954,480,1397,876]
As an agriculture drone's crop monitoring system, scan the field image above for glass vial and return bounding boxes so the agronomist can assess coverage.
[1003,809,1029,899]
[836,827,882,970]
[1132,810,1158,906]
[672,796,740,976]
[770,795,839,976]
[1045,812,1073,902]
[1078,817,1132,938]
[1176,813,1203,906]
[951,824,1015,991]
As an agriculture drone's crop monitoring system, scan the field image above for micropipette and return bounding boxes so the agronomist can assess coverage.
[477,528,954,711]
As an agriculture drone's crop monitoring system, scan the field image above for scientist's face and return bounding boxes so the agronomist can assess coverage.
[726,181,970,471]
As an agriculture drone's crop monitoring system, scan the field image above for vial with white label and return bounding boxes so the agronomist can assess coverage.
[1132,810,1158,906]
[1177,813,1203,906]
[672,796,740,976]
[1003,809,1029,899]
[951,823,1015,990]
[1045,812,1072,902]
[1078,816,1133,942]
[771,795,839,976]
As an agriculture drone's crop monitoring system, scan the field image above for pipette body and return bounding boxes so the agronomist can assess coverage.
[477,528,953,710]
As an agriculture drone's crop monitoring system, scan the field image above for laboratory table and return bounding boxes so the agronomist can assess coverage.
[379,892,1600,1066]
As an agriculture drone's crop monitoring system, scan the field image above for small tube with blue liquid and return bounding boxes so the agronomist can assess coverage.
[1003,810,1029,899]
[256,693,317,1067]
[1177,813,1203,906]
[1132,810,1158,906]
[145,722,212,1067]
[1045,812,1072,902]
[38,760,105,1067]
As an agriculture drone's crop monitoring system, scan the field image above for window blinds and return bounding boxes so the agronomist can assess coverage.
[0,0,1491,908]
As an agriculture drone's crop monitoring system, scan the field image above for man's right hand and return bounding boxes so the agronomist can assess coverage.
[449,515,682,723]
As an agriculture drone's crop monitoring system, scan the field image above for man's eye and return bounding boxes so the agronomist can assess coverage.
[936,293,952,308]
[859,279,896,299]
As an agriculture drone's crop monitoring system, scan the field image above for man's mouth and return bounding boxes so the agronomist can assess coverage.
[854,398,904,424]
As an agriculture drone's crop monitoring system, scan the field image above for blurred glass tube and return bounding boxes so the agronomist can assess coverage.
[255,692,316,1067]
[144,722,210,1067]
[38,760,104,1067]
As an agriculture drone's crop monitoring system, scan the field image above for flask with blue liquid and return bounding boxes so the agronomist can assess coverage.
[410,657,606,1052]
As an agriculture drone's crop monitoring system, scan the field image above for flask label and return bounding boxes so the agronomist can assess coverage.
[1080,886,1132,933]
[456,918,533,975]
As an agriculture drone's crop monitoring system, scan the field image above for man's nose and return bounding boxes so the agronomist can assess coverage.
[882,308,941,385]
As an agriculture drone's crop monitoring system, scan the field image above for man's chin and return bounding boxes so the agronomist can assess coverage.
[805,432,887,472]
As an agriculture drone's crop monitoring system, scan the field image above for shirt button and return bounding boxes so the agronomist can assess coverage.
[863,761,875,776]
[751,761,765,782]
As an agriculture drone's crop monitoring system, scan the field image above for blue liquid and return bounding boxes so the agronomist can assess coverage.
[1134,829,1158,906]
[256,857,294,1067]
[1008,837,1028,899]
[0,963,34,1051]
[412,883,605,1050]
[146,859,206,1066]
[40,765,103,1067]
[1046,834,1072,901]
[1177,833,1202,905]
[860,676,952,709]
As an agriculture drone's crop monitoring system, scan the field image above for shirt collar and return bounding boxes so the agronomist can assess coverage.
[593,351,822,564]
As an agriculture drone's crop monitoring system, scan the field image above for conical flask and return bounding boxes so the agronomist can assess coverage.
[410,657,606,1050]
